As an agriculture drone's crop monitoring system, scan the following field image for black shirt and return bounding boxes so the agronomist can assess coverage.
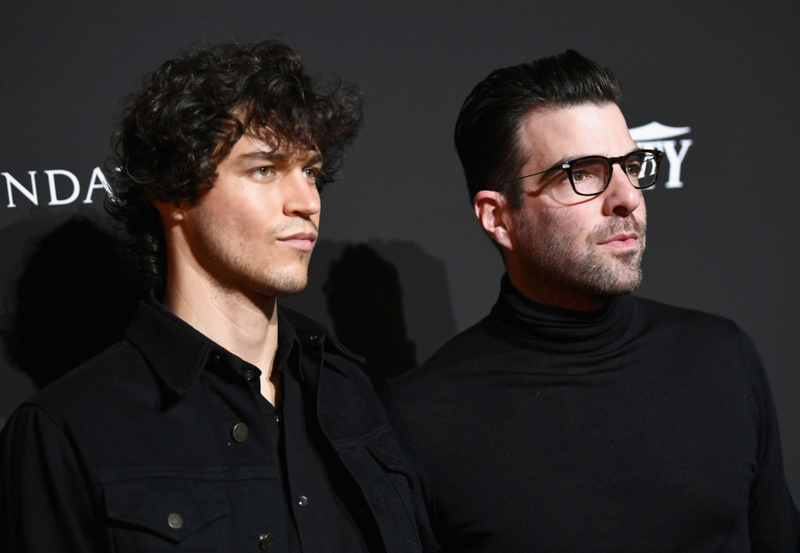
[388,276,800,552]
[1,298,422,552]
[251,309,370,553]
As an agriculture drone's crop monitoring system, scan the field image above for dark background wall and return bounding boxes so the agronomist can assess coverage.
[1,0,797,502]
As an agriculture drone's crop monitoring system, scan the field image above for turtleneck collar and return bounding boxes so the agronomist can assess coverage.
[488,274,635,354]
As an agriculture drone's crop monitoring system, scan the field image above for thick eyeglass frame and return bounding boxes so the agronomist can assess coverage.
[501,149,664,197]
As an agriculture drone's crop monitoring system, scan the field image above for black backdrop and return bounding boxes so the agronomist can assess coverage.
[1,1,798,502]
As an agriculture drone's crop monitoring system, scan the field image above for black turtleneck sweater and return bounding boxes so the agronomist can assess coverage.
[387,277,799,553]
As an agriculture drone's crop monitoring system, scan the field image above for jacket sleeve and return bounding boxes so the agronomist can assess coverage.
[1,404,100,552]
[382,389,442,553]
[740,330,800,552]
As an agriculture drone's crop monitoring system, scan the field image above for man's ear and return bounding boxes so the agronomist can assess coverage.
[153,200,185,223]
[474,190,513,251]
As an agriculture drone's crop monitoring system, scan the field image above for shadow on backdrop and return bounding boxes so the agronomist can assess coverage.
[323,244,417,390]
[2,216,142,389]
[282,239,458,390]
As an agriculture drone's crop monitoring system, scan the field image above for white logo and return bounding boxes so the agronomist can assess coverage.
[0,167,110,208]
[629,122,692,189]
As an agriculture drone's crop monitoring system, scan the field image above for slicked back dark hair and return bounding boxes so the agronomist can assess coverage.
[107,39,363,288]
[454,49,622,207]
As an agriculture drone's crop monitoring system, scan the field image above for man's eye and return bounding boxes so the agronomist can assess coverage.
[255,167,274,177]
[303,167,319,179]
[626,163,643,176]
[572,170,588,183]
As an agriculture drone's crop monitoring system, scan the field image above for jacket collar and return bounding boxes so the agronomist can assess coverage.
[279,306,365,368]
[125,297,218,396]
[124,297,359,397]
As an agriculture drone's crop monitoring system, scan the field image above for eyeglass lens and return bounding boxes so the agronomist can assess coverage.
[570,151,659,195]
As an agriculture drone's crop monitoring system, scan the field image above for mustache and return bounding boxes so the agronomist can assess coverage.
[588,215,646,244]
[272,219,319,236]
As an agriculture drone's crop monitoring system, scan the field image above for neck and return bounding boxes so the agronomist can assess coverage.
[163,268,281,405]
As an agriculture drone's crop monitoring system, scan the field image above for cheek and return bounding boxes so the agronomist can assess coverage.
[236,190,284,226]
[547,204,590,234]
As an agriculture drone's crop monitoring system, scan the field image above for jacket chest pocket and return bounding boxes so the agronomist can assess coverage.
[103,478,230,551]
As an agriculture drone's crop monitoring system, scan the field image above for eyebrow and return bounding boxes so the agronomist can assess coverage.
[236,149,323,166]
[540,148,641,172]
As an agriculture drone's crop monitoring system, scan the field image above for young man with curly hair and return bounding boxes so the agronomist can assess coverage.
[0,40,426,552]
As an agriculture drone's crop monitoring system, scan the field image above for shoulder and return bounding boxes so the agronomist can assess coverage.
[388,315,498,401]
[19,339,145,419]
[632,295,733,323]
[630,296,745,339]
[630,297,769,400]
[1,337,151,468]
[631,296,754,346]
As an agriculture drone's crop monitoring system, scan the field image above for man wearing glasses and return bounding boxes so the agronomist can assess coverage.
[387,50,799,551]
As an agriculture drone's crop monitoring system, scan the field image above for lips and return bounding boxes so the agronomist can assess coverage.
[278,232,317,252]
[598,233,638,250]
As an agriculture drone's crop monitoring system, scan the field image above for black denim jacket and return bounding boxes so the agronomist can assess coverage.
[0,300,423,552]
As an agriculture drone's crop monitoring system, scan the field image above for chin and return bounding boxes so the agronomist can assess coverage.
[578,254,643,298]
[271,285,307,298]
[263,270,309,297]
[596,270,643,297]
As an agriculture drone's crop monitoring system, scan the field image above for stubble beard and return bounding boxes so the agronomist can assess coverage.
[262,219,317,297]
[263,255,312,297]
[214,247,313,299]
[192,217,316,299]
[514,208,646,302]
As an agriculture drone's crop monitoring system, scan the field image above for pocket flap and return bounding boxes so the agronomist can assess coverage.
[365,433,414,481]
[104,478,229,542]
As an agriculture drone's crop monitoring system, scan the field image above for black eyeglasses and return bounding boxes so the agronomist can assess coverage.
[502,149,663,198]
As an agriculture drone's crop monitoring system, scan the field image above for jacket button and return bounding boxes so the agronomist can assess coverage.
[244,369,258,381]
[297,495,309,507]
[259,532,275,550]
[232,423,249,442]
[167,513,183,529]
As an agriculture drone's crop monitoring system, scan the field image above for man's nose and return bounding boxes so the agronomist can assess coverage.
[602,163,642,217]
[284,170,320,217]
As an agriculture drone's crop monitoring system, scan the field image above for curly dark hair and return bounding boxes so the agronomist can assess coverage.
[106,39,363,287]
[454,49,622,208]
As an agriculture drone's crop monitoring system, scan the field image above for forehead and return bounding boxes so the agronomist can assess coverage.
[224,130,320,162]
[518,103,636,169]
